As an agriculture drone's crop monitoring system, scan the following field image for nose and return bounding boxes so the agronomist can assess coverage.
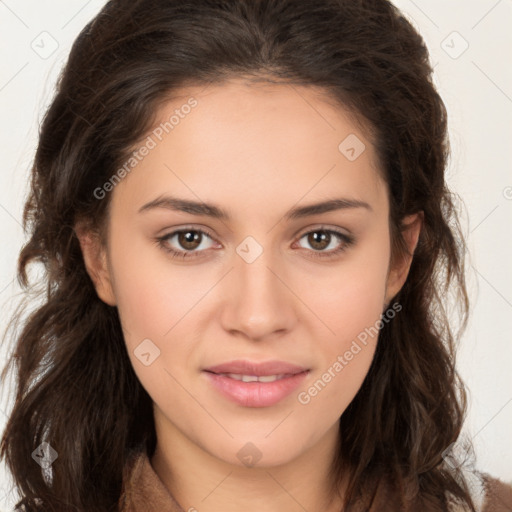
[219,245,298,342]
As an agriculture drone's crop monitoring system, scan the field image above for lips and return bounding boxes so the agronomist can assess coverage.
[204,359,308,376]
[203,359,310,408]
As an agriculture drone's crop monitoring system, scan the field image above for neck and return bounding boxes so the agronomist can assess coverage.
[150,414,346,512]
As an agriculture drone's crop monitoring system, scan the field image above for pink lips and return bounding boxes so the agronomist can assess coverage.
[203,359,309,408]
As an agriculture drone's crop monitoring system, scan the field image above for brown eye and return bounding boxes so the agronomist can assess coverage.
[296,228,355,260]
[157,228,217,259]
[306,231,332,251]
[177,230,203,250]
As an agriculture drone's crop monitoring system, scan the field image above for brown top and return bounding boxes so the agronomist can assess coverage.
[118,449,512,512]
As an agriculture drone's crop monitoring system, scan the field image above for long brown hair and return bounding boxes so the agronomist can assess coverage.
[1,0,476,510]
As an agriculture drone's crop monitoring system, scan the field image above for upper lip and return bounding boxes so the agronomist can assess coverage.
[204,360,309,376]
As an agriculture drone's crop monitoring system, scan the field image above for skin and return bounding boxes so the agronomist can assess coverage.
[77,78,421,512]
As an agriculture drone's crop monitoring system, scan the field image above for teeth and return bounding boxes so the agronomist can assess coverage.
[257,375,281,383]
[222,373,286,383]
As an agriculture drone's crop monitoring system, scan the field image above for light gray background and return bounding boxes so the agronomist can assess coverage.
[0,0,511,509]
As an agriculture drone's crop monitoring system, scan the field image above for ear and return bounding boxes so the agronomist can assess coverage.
[74,222,117,306]
[384,212,423,305]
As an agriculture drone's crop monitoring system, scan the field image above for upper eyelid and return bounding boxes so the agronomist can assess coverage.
[296,225,351,238]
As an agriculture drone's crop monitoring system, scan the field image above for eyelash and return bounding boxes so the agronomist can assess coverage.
[155,226,355,261]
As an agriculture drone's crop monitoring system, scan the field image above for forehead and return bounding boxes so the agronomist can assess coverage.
[111,78,388,221]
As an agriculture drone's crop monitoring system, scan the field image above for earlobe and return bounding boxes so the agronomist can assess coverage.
[384,212,423,304]
[74,223,117,306]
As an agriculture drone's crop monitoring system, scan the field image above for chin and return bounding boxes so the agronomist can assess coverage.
[206,435,310,470]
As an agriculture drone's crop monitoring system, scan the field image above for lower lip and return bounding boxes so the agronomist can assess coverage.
[203,371,309,408]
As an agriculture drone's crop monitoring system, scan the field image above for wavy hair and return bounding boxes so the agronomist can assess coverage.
[1,0,475,510]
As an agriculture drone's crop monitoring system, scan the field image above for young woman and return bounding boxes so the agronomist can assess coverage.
[1,0,511,511]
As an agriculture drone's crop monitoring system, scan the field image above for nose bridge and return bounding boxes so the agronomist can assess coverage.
[220,237,296,340]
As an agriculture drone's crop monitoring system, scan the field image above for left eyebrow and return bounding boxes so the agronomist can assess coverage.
[137,195,372,220]
[285,197,372,219]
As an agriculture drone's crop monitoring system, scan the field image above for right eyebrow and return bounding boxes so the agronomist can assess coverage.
[138,195,229,219]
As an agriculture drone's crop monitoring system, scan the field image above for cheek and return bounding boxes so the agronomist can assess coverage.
[294,232,390,413]
[301,229,390,347]
[105,233,203,401]
[108,230,209,344]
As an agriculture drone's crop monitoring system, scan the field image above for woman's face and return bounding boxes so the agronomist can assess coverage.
[81,78,417,467]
